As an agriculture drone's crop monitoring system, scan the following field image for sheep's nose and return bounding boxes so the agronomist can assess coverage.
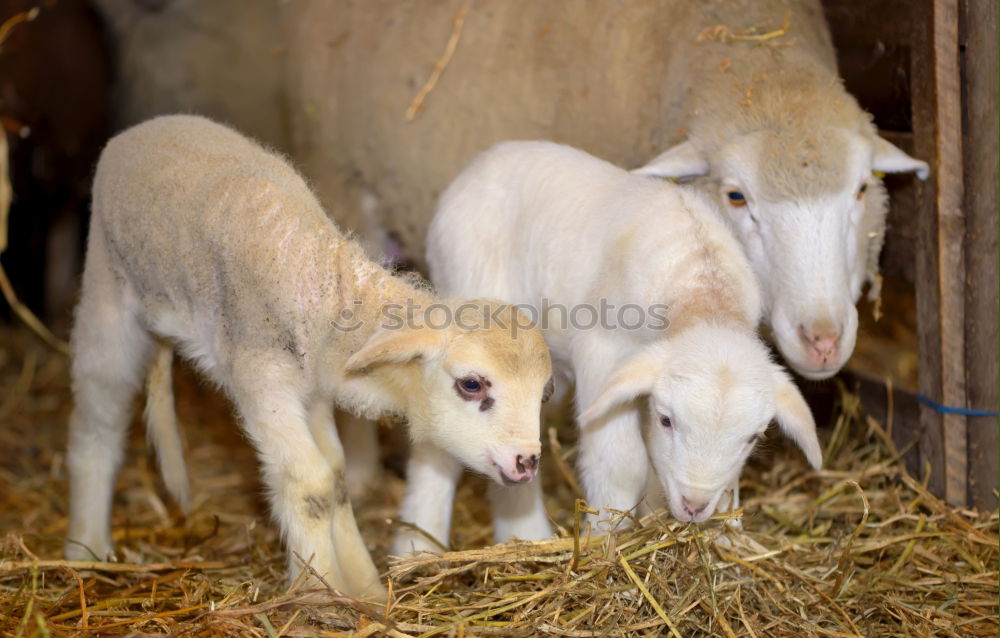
[516,454,538,475]
[798,323,841,367]
[495,451,540,485]
[681,496,709,518]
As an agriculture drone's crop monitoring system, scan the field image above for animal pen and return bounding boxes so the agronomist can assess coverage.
[0,0,996,636]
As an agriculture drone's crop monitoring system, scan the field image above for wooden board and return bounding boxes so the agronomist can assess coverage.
[960,0,998,509]
[911,0,946,500]
[931,0,968,507]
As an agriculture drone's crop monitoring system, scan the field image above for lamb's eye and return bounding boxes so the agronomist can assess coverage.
[726,190,747,207]
[856,183,868,200]
[456,377,486,400]
[659,415,672,429]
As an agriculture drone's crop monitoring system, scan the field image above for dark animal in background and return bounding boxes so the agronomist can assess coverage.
[0,0,112,332]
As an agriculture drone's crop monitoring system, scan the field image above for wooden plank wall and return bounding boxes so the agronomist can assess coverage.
[911,0,952,501]
[960,0,998,510]
[827,0,997,507]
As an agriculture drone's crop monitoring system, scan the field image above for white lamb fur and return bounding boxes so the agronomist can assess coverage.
[65,116,552,600]
[394,141,823,554]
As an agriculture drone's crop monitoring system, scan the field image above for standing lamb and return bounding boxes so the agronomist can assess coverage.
[282,0,926,380]
[394,141,822,554]
[65,115,552,600]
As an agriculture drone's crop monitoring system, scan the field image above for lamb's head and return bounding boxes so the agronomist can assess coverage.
[634,129,927,380]
[578,324,821,523]
[345,300,552,485]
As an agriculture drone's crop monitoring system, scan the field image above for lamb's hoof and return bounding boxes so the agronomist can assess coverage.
[391,532,445,559]
[353,580,389,603]
[64,540,114,563]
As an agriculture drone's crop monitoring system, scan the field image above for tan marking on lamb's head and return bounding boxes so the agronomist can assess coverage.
[345,299,552,487]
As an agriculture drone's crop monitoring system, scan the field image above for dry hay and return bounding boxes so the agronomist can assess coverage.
[0,325,996,637]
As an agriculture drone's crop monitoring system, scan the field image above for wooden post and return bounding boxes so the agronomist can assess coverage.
[960,0,998,509]
[911,0,968,505]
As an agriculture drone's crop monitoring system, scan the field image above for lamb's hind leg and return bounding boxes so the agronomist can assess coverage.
[66,235,155,561]
[229,355,350,594]
[336,409,380,500]
[308,403,385,600]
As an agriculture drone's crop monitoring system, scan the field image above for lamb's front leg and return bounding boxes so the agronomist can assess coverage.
[576,405,650,532]
[572,341,650,531]
[393,442,462,556]
[490,479,552,543]
[230,358,349,594]
[717,475,743,531]
[307,402,385,600]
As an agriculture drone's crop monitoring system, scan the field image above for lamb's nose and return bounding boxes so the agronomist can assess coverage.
[516,454,539,474]
[798,324,841,366]
[681,497,708,517]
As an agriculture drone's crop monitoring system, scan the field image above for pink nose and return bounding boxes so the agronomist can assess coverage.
[499,453,539,484]
[799,324,841,367]
[681,497,709,518]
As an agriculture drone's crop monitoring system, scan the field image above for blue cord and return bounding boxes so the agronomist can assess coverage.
[917,394,999,418]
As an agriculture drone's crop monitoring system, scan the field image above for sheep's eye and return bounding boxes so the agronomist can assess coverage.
[659,415,672,429]
[856,183,868,200]
[456,376,486,400]
[726,190,747,207]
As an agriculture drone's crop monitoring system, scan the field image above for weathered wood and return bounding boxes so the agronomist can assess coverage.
[930,0,968,507]
[910,0,947,499]
[960,0,998,509]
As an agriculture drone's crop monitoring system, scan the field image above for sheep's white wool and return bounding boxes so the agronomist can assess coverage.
[283,0,928,380]
[392,141,822,555]
[65,116,551,600]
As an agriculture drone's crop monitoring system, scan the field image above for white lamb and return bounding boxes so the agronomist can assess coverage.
[65,116,552,600]
[392,141,822,554]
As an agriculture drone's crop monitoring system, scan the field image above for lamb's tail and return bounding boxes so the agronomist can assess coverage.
[144,342,191,513]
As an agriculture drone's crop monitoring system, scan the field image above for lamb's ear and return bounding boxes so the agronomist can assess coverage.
[631,141,710,179]
[345,326,446,374]
[578,351,660,426]
[872,137,929,180]
[773,369,823,470]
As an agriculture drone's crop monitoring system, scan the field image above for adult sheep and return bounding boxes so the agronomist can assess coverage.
[283,0,927,380]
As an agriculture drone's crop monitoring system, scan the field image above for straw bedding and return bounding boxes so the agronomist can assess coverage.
[0,326,996,637]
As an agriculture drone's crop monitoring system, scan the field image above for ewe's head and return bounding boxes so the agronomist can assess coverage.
[634,128,927,380]
[578,324,821,523]
[345,300,552,485]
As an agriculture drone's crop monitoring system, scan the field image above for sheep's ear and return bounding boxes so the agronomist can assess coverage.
[772,370,823,470]
[345,326,446,374]
[578,351,659,426]
[872,137,929,180]
[631,141,710,179]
